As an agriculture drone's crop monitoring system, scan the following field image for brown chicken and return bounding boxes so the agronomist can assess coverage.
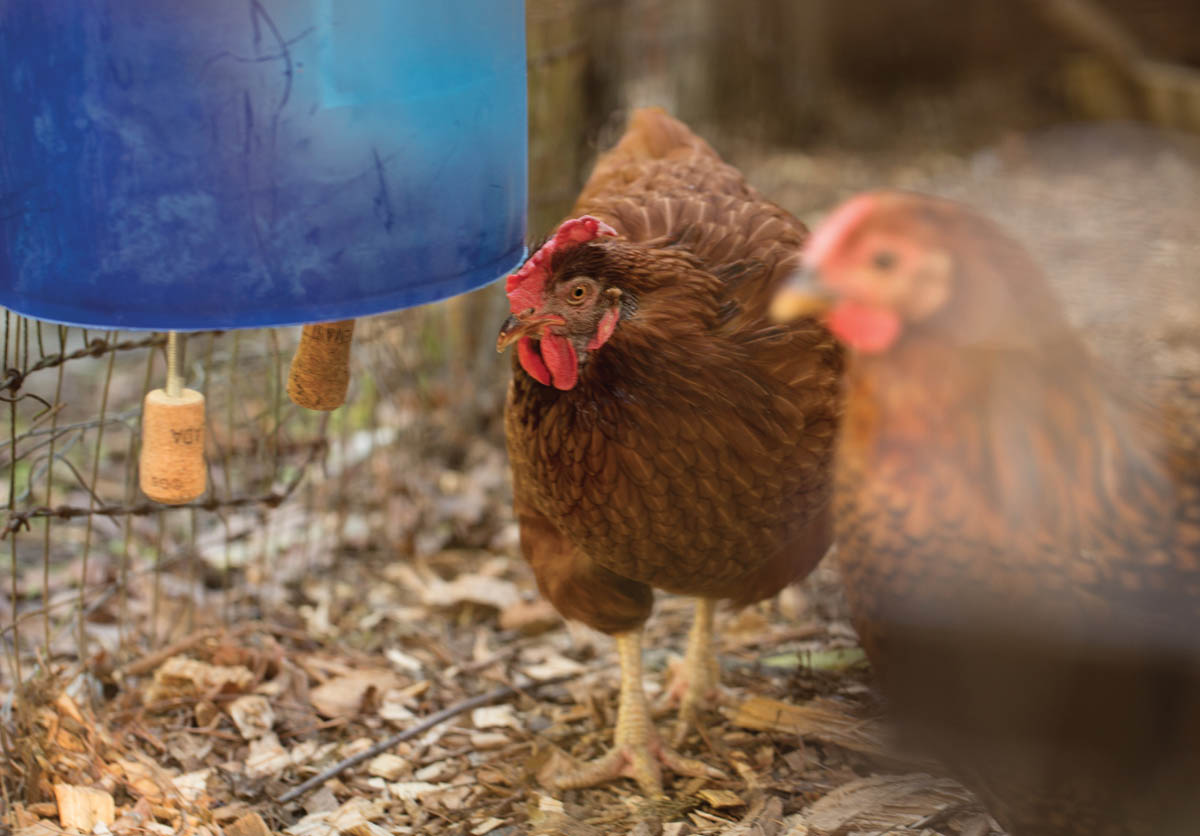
[772,190,1200,835]
[497,108,843,793]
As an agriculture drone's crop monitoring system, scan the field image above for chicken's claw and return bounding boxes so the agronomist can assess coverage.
[551,628,725,795]
[550,730,722,796]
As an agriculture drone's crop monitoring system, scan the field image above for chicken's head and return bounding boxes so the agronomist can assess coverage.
[770,190,1064,354]
[769,191,956,354]
[496,215,626,390]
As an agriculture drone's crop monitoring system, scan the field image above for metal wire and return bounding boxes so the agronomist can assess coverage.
[0,324,344,691]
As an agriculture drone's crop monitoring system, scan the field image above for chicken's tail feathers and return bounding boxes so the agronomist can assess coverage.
[616,107,716,160]
[574,108,719,213]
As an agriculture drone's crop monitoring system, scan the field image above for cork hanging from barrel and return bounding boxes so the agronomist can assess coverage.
[287,319,356,411]
[139,332,207,505]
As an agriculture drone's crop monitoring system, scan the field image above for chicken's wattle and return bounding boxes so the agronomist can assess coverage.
[827,301,901,354]
[519,334,578,390]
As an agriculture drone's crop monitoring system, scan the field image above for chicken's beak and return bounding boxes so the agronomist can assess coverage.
[496,311,565,353]
[770,266,836,323]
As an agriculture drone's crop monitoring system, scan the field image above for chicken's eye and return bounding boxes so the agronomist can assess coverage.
[872,250,898,271]
[568,283,589,303]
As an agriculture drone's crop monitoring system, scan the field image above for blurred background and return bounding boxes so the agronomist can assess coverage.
[2,1,1198,834]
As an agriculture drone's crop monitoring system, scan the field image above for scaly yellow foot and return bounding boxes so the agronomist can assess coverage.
[657,598,730,746]
[552,629,723,795]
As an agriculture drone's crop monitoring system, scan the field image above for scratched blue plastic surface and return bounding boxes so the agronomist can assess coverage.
[0,0,527,330]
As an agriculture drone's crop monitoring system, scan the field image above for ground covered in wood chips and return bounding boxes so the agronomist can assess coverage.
[2,390,996,836]
[7,121,1200,836]
[5,544,994,836]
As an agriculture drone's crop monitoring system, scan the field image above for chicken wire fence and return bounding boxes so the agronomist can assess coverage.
[0,313,393,689]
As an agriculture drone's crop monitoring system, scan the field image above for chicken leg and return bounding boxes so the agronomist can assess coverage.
[552,629,721,795]
[659,598,725,745]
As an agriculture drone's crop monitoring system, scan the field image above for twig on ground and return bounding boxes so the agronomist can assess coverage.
[118,628,223,678]
[276,672,578,804]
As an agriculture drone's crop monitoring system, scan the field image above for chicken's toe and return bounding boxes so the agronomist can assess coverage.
[552,628,725,794]
[550,731,721,796]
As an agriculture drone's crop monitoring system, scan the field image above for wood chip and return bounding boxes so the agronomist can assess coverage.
[17,822,69,836]
[469,731,510,750]
[284,799,382,836]
[728,695,889,756]
[194,701,220,727]
[697,789,746,809]
[387,782,447,801]
[15,806,48,829]
[246,733,292,779]
[228,695,275,740]
[342,825,391,836]
[54,693,86,726]
[534,794,564,815]
[54,785,115,832]
[367,754,409,781]
[327,798,383,831]
[114,760,166,802]
[469,818,505,836]
[414,762,455,783]
[470,704,519,730]
[225,812,273,836]
[173,769,211,803]
[210,804,252,823]
[522,654,586,682]
[383,648,424,673]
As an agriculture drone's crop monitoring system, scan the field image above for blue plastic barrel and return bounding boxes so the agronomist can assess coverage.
[0,1,527,330]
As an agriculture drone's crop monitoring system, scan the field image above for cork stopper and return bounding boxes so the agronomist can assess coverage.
[287,319,355,411]
[139,387,207,504]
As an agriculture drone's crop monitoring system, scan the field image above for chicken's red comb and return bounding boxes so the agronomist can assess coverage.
[803,193,879,270]
[506,215,618,314]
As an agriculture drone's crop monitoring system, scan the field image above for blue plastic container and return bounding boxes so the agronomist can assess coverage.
[0,1,527,330]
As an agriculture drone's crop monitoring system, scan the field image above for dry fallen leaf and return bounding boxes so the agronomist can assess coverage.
[309,670,401,719]
[498,598,561,634]
[392,563,521,611]
[144,656,255,705]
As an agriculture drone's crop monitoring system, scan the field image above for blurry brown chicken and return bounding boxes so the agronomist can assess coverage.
[498,108,843,793]
[772,190,1200,835]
